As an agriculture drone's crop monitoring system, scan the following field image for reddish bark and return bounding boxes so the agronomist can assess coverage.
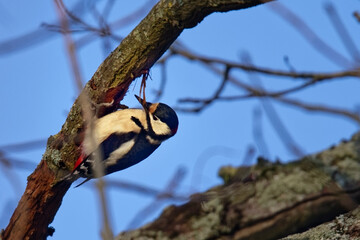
[1,160,71,240]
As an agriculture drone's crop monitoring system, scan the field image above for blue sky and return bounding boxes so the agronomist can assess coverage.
[0,0,359,239]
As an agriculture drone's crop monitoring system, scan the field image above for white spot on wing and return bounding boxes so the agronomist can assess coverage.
[146,135,161,145]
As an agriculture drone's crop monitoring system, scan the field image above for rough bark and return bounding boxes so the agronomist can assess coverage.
[1,1,269,239]
[282,206,360,240]
[117,132,360,240]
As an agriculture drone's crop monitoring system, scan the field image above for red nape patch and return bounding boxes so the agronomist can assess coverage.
[73,154,85,171]
[171,126,178,135]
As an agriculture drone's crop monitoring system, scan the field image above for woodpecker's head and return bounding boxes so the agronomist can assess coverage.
[135,95,179,136]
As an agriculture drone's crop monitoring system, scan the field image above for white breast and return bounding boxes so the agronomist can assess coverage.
[82,109,144,155]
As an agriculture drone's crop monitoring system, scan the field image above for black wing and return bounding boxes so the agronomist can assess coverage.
[77,132,137,177]
[100,132,137,160]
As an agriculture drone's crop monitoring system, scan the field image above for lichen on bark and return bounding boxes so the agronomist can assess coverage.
[117,132,360,240]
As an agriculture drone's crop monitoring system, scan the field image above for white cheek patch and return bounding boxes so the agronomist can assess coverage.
[105,139,136,166]
[149,116,172,136]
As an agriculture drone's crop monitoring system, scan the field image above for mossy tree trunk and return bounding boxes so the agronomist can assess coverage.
[117,132,360,240]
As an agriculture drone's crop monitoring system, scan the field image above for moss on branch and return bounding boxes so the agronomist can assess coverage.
[117,132,360,240]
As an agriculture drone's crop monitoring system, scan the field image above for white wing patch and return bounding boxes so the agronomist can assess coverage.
[146,135,161,145]
[105,139,136,166]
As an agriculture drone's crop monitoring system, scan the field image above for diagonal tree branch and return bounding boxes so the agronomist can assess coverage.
[1,1,271,239]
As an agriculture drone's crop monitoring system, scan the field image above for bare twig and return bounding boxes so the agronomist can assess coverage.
[354,11,360,23]
[171,47,359,81]
[88,1,113,55]
[105,179,188,201]
[178,77,323,106]
[54,0,83,90]
[102,0,116,20]
[0,152,24,195]
[275,97,360,124]
[0,139,46,152]
[0,154,36,171]
[0,0,90,55]
[180,91,360,125]
[241,145,256,166]
[54,0,113,239]
[268,2,353,68]
[109,0,156,29]
[324,3,360,63]
[191,146,240,192]
[261,98,305,157]
[253,107,270,158]
[183,66,230,112]
[174,43,360,125]
[126,167,187,229]
[242,52,305,157]
[152,61,167,102]
[74,0,156,49]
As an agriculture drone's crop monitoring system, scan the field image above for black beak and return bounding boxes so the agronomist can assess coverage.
[134,95,151,110]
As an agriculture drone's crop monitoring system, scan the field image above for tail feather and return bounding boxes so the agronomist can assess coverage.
[74,177,91,188]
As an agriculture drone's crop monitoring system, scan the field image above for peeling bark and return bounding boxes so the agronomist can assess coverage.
[117,132,360,240]
[1,1,269,239]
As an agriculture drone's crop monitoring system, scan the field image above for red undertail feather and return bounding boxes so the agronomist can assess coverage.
[73,154,85,171]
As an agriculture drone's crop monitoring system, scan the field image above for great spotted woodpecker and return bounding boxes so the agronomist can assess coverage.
[71,95,178,186]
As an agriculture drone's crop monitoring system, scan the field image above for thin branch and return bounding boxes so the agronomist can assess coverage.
[75,0,156,49]
[0,155,37,171]
[268,2,353,68]
[186,66,230,112]
[0,0,90,55]
[152,61,167,102]
[0,139,46,152]
[324,3,360,63]
[275,97,360,124]
[0,153,24,195]
[174,44,360,125]
[54,0,84,90]
[241,51,305,157]
[102,0,116,21]
[252,107,271,159]
[105,179,188,201]
[241,144,256,166]
[354,11,360,23]
[180,92,360,125]
[171,47,360,81]
[54,0,113,239]
[190,146,240,192]
[126,167,187,230]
